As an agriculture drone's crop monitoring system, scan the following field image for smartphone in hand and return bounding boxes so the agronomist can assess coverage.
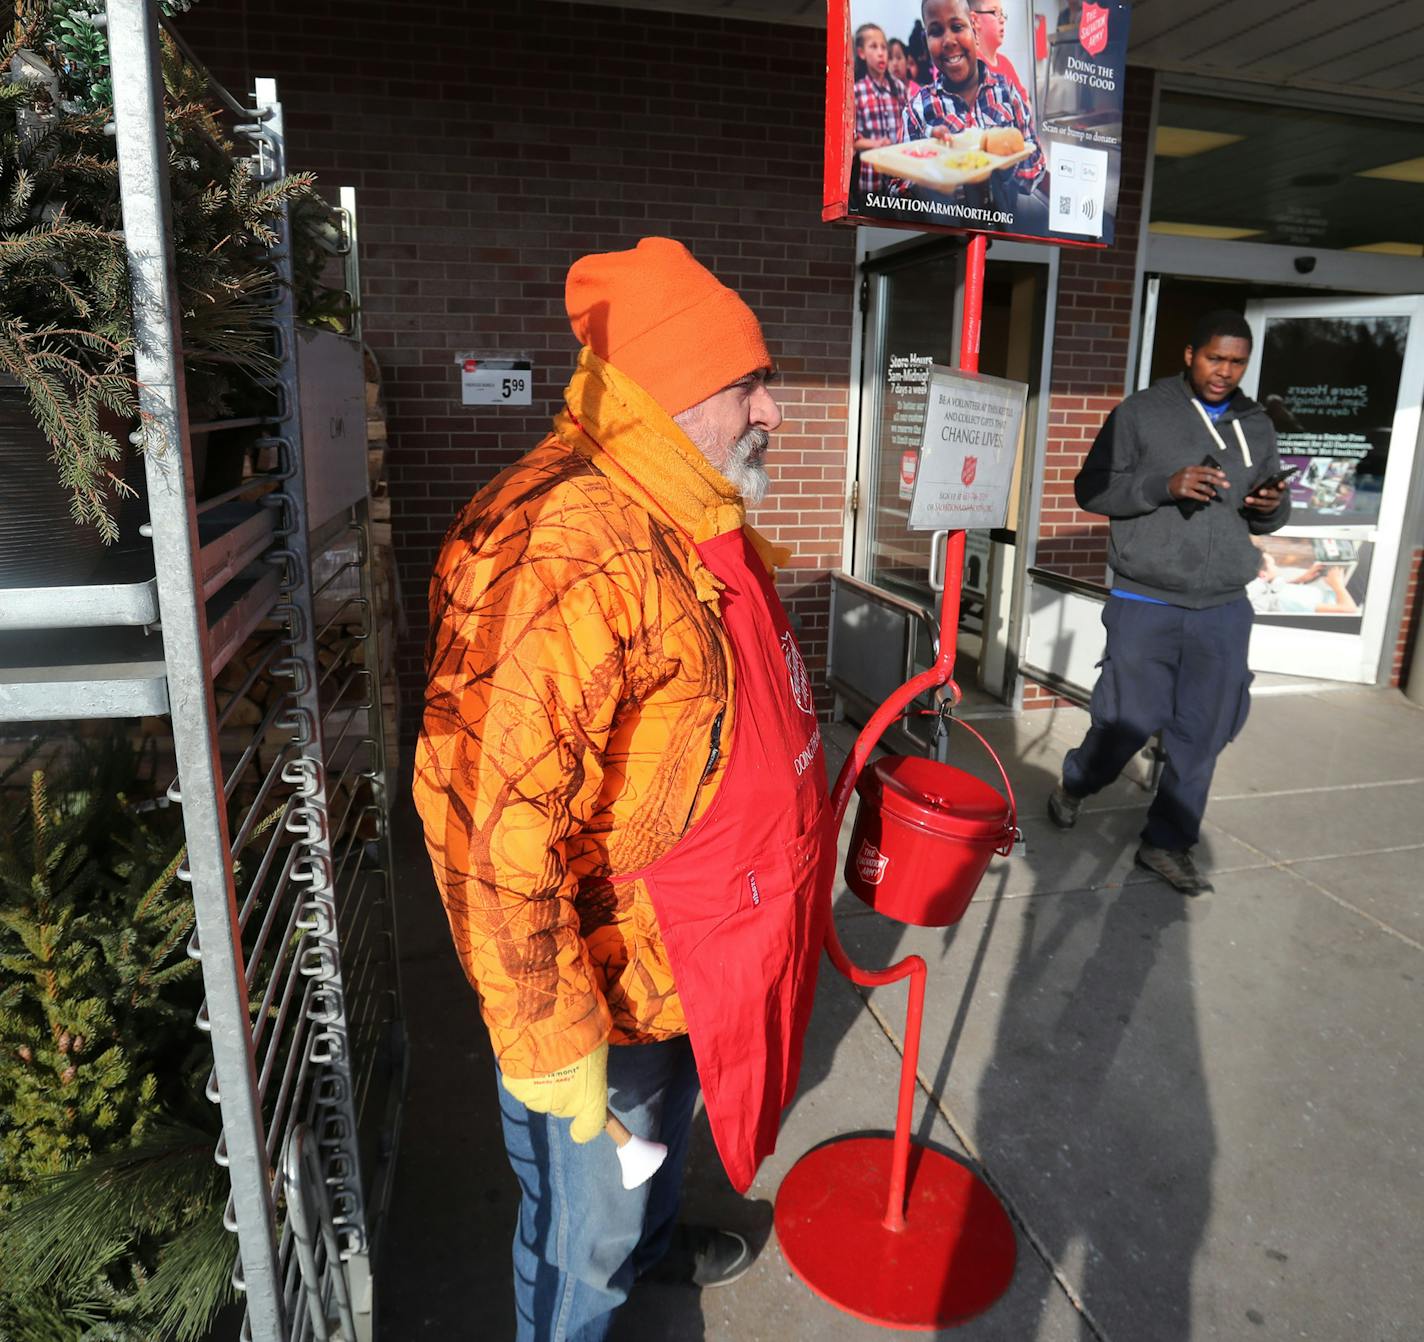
[1251,464,1300,495]
[1181,452,1224,513]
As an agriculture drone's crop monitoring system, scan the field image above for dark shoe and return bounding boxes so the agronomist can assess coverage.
[644,1224,753,1289]
[1135,843,1212,894]
[1047,780,1083,830]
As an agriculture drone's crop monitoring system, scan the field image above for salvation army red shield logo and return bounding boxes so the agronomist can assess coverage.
[856,839,889,886]
[961,455,978,486]
[1080,2,1110,57]
[781,631,815,716]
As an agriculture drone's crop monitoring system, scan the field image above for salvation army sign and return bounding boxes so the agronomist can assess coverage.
[1079,3,1110,57]
[909,367,1027,531]
[824,0,1131,247]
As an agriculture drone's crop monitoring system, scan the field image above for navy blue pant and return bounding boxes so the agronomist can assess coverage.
[1062,597,1254,852]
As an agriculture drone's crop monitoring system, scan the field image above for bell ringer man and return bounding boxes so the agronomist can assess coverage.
[414,238,831,1340]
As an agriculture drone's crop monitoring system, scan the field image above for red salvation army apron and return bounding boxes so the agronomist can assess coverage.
[613,527,832,1194]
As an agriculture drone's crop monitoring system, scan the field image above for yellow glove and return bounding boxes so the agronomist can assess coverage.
[500,1042,608,1145]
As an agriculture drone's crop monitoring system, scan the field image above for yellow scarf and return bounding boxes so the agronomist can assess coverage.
[553,349,790,609]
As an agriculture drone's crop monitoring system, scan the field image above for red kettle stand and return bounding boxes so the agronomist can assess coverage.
[774,233,1018,1330]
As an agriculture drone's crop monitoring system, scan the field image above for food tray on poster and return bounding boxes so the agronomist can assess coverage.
[861,132,1033,190]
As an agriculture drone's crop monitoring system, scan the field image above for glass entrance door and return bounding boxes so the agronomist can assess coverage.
[853,243,1047,707]
[1240,295,1424,682]
[857,248,958,600]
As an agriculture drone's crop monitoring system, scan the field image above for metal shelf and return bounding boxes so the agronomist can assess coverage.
[0,562,282,721]
[208,565,284,678]
[0,544,159,629]
[0,626,168,719]
[197,500,281,601]
[0,499,278,633]
[7,15,405,1337]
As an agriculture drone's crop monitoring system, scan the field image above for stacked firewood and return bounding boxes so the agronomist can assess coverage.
[364,345,402,779]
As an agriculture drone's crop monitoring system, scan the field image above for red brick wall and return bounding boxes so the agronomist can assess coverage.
[178,0,855,735]
[1034,65,1154,581]
[1022,66,1154,710]
[1392,545,1423,689]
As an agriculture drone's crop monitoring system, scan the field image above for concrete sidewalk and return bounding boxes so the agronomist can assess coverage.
[377,685,1424,1341]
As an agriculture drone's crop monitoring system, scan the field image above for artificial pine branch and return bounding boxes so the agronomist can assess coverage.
[1,1118,223,1281]
[0,741,195,1202]
[0,1119,230,1340]
[2,5,339,538]
[134,1197,236,1342]
[0,739,301,1341]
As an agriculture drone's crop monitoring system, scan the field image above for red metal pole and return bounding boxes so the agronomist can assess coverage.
[935,226,986,717]
[959,232,988,373]
[822,232,989,1233]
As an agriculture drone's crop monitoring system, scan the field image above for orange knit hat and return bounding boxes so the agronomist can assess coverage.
[566,238,772,417]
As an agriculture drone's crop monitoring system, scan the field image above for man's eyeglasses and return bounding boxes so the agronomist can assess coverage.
[972,6,1007,18]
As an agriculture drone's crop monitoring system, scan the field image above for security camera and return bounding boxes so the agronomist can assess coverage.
[1294,256,1317,275]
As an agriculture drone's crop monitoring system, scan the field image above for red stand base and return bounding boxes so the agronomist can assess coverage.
[775,1136,1017,1331]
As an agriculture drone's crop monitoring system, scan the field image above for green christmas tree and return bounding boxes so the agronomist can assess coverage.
[0,748,196,1200]
[0,740,233,1341]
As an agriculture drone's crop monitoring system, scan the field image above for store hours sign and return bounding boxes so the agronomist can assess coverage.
[909,367,1026,531]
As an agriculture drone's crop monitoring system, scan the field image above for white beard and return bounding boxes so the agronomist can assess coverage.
[674,406,774,505]
[718,427,771,504]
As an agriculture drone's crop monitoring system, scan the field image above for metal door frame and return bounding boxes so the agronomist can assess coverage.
[845,231,1060,712]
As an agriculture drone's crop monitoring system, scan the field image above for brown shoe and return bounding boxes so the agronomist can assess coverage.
[1135,844,1212,894]
[1047,780,1083,830]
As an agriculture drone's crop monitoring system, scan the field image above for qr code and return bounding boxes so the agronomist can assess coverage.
[1057,194,1072,217]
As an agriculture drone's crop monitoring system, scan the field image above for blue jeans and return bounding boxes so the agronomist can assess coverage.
[498,1036,701,1342]
[1062,596,1253,851]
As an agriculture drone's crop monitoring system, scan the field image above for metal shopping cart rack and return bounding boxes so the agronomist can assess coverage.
[0,4,406,1337]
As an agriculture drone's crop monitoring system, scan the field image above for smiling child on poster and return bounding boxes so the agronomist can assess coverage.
[900,0,1045,220]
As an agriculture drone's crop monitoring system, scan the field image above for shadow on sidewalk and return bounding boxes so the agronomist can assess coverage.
[377,715,1218,1340]
[973,872,1212,1339]
[376,796,519,1341]
[815,728,1216,1338]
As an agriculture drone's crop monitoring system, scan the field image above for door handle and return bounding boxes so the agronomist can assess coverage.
[928,530,948,593]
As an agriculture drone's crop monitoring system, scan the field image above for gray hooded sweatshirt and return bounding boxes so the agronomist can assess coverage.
[1075,374,1291,608]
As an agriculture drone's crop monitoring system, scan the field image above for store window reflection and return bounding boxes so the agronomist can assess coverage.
[1150,92,1424,255]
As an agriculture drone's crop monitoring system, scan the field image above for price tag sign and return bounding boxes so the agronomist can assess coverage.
[908,366,1027,532]
[458,353,533,406]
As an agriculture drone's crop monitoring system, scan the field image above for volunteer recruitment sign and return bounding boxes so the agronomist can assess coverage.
[910,367,1026,531]
[825,0,1131,246]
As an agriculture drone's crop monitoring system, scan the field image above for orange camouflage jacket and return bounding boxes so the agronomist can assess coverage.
[413,351,787,1079]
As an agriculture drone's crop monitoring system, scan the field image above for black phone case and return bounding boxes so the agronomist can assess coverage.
[1255,467,1297,493]
[1180,453,1223,516]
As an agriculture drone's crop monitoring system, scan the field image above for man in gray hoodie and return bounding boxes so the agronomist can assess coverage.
[1048,310,1292,893]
